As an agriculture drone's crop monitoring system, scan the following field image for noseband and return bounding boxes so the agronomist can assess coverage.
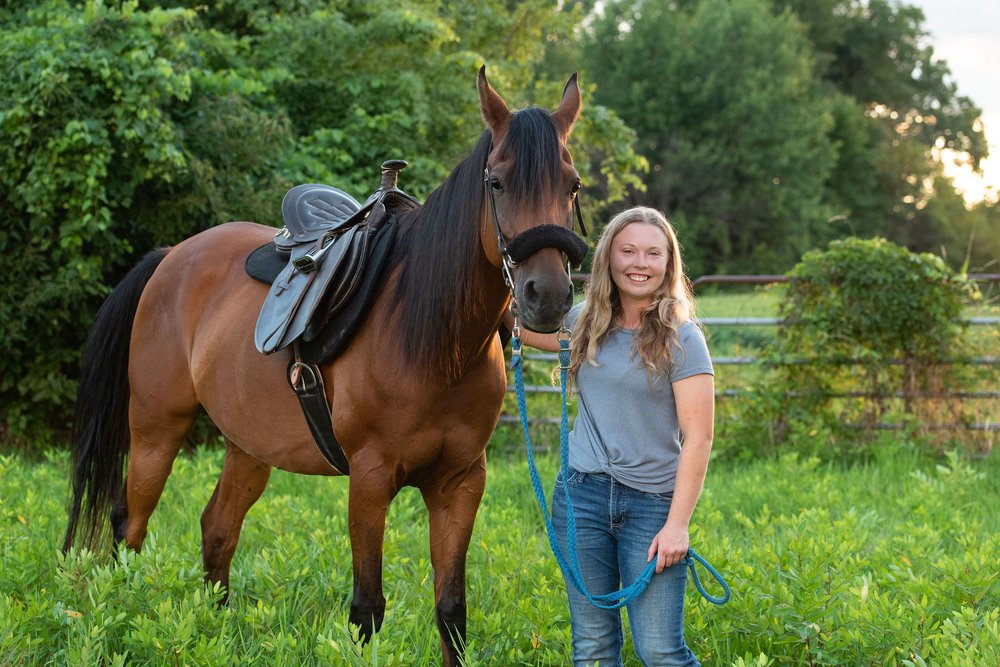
[483,168,589,294]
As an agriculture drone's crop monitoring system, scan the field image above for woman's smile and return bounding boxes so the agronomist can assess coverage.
[610,222,669,306]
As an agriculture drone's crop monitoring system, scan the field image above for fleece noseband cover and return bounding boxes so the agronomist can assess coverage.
[505,224,588,267]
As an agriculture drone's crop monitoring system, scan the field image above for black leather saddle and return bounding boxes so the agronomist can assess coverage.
[250,160,419,357]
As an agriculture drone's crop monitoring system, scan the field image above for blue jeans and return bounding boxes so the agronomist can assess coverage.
[551,469,699,667]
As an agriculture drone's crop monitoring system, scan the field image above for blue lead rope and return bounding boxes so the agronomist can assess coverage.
[510,335,730,608]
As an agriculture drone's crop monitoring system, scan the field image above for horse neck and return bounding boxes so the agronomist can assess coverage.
[462,248,511,358]
[390,205,510,380]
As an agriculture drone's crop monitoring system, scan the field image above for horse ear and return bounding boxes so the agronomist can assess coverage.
[552,72,581,138]
[477,65,511,137]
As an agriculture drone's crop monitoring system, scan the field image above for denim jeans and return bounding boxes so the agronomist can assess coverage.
[551,468,700,667]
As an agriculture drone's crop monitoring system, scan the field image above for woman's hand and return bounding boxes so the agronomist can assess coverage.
[647,523,689,573]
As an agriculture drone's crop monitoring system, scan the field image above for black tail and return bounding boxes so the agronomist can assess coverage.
[63,248,169,553]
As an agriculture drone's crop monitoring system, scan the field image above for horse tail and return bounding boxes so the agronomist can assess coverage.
[63,248,170,554]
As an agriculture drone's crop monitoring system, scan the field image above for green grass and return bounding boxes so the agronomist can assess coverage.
[1,445,998,665]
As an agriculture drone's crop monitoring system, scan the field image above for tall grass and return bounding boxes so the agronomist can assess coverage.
[1,444,998,665]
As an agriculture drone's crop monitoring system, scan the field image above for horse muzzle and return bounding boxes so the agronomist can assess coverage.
[513,254,574,333]
[503,223,586,333]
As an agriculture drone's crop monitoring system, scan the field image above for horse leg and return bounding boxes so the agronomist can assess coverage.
[347,464,400,643]
[201,441,272,602]
[421,453,487,667]
[121,411,196,552]
[111,496,129,549]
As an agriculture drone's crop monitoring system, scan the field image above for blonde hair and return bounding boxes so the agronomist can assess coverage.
[570,206,695,382]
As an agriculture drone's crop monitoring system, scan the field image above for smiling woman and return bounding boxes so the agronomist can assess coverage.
[514,206,716,666]
[609,223,670,324]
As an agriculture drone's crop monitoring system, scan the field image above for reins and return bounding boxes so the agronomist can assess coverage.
[508,330,731,608]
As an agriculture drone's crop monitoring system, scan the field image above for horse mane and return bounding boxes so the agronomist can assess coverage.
[390,108,565,380]
[389,130,492,380]
[500,107,563,208]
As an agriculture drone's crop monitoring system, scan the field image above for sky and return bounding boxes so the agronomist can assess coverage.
[912,0,1000,202]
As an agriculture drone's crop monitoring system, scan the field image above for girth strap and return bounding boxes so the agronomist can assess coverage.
[287,347,350,474]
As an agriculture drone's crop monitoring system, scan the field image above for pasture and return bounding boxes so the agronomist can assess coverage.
[2,289,997,665]
[2,443,998,664]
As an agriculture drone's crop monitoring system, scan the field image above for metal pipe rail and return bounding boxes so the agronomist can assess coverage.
[505,273,999,432]
[568,273,1000,288]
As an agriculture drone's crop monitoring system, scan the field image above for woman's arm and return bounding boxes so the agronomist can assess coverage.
[647,372,715,573]
[502,309,563,352]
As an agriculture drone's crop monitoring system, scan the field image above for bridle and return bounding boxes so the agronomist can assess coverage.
[482,166,589,298]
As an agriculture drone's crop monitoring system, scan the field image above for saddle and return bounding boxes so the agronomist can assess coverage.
[251,160,419,357]
[243,161,419,475]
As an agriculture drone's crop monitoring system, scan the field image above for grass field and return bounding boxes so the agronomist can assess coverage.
[2,287,996,664]
[1,444,998,665]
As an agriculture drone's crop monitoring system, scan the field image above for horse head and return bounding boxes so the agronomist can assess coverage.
[477,67,587,333]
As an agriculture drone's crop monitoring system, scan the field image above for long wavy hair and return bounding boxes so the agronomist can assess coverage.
[569,206,696,382]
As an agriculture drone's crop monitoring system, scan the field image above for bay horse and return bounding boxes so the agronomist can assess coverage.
[63,67,584,665]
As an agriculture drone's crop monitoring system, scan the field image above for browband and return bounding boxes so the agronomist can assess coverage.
[505,224,588,266]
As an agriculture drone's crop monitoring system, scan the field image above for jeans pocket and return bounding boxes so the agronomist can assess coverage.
[649,489,673,504]
[566,469,588,485]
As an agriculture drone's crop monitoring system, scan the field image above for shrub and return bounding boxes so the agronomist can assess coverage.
[727,237,985,457]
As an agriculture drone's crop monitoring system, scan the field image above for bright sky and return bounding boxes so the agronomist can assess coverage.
[913,0,1000,203]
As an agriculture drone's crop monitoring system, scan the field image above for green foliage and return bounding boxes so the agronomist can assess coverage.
[781,237,976,361]
[2,445,999,663]
[0,2,198,443]
[691,449,1000,665]
[764,0,989,262]
[582,0,837,276]
[731,238,986,453]
[0,0,644,446]
[565,0,992,275]
[0,2,300,444]
[931,183,1000,274]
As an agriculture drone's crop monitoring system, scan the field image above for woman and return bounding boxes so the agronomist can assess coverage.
[514,206,714,666]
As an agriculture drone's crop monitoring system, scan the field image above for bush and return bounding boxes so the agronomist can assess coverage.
[0,3,198,445]
[725,237,985,457]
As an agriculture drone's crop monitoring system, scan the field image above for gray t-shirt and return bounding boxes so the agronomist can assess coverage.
[565,302,714,494]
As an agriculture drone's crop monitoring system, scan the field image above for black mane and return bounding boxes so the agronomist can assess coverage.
[390,108,564,379]
[500,107,563,208]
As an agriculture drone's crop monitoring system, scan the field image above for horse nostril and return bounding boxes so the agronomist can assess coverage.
[563,288,573,310]
[523,279,540,302]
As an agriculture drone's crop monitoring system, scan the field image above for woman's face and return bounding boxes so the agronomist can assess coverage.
[608,222,670,306]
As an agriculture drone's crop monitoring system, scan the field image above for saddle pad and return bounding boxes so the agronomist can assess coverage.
[245,242,286,285]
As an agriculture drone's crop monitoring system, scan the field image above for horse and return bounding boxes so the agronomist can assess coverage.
[63,66,584,665]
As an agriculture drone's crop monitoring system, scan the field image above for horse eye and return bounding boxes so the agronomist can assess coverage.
[570,179,582,196]
[490,176,504,192]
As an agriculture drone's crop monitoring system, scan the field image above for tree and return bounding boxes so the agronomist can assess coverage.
[582,0,837,275]
[0,0,644,445]
[1,3,204,442]
[776,0,989,260]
